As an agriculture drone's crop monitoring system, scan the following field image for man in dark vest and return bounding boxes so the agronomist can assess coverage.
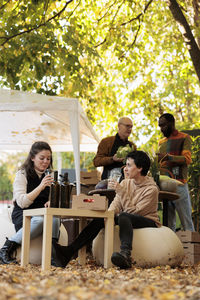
[93,117,136,180]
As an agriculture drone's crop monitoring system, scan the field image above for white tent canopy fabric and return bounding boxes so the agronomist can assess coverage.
[0,89,100,193]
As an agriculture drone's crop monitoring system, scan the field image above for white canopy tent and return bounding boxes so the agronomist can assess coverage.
[0,89,100,193]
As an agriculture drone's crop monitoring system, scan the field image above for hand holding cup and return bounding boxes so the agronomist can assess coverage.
[107,171,121,190]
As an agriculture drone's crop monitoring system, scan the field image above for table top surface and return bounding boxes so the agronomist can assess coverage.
[88,189,116,195]
[89,188,179,201]
[23,207,114,218]
[159,191,179,201]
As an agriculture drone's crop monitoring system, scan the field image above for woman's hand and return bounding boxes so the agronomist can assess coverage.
[26,175,53,203]
[40,174,53,190]
[44,201,50,208]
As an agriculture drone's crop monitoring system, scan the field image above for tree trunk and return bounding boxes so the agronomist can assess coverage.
[192,0,200,48]
[167,0,200,83]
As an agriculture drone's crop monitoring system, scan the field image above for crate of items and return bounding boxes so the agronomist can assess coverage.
[80,170,101,185]
[72,193,108,211]
[176,230,200,264]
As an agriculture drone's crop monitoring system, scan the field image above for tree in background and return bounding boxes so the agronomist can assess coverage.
[0,164,12,200]
[188,136,200,231]
[59,152,96,171]
[0,0,199,148]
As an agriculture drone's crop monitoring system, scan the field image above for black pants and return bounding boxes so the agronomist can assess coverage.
[70,212,157,253]
[116,212,157,251]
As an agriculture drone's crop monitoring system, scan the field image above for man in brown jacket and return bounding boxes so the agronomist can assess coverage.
[93,117,136,179]
[52,151,161,269]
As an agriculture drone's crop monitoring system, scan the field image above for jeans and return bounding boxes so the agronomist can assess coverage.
[10,216,60,245]
[168,183,194,231]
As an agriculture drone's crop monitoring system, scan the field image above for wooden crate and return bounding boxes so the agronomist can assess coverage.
[176,230,200,264]
[183,243,200,254]
[72,194,108,211]
[183,254,200,265]
[80,170,101,185]
[176,230,200,243]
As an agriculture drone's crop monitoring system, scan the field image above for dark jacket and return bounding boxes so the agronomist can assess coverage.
[93,134,136,179]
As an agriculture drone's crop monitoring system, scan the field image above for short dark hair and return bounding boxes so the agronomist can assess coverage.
[126,150,150,176]
[159,113,175,124]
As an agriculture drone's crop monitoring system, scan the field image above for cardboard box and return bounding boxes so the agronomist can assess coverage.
[80,170,101,185]
[176,231,200,243]
[72,194,108,211]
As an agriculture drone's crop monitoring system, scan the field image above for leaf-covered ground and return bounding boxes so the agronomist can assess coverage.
[0,257,200,300]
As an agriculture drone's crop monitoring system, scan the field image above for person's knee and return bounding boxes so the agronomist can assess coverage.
[31,216,44,228]
[53,217,60,227]
[118,212,130,224]
[118,212,129,220]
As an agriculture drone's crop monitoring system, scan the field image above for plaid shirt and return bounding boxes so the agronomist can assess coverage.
[158,130,192,183]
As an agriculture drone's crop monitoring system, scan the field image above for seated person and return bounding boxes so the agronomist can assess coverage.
[52,150,161,269]
[0,141,60,265]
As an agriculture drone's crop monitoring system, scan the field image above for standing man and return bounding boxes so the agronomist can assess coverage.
[158,113,194,231]
[93,117,136,179]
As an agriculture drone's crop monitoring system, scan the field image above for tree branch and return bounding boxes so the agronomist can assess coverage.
[95,0,125,48]
[66,0,81,21]
[95,0,154,51]
[121,0,154,26]
[118,0,154,59]
[0,0,74,46]
[167,0,200,83]
[98,0,119,22]
[119,19,141,59]
[0,0,11,10]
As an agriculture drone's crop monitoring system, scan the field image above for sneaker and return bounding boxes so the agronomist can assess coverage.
[111,250,132,269]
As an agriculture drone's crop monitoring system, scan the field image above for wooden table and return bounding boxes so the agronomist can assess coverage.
[159,191,179,226]
[21,208,114,271]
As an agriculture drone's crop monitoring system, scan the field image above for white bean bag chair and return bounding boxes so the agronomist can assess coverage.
[0,206,68,265]
[92,225,184,267]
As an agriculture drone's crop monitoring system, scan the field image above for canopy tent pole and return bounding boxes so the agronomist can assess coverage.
[57,152,62,179]
[69,104,80,195]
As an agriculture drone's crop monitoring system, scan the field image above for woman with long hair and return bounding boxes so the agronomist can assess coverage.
[0,141,60,265]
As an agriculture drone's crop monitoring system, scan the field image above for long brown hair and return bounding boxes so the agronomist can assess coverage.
[20,141,53,178]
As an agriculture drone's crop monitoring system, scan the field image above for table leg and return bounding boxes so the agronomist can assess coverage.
[104,215,114,268]
[162,199,168,226]
[21,215,31,267]
[78,217,87,265]
[42,213,53,271]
